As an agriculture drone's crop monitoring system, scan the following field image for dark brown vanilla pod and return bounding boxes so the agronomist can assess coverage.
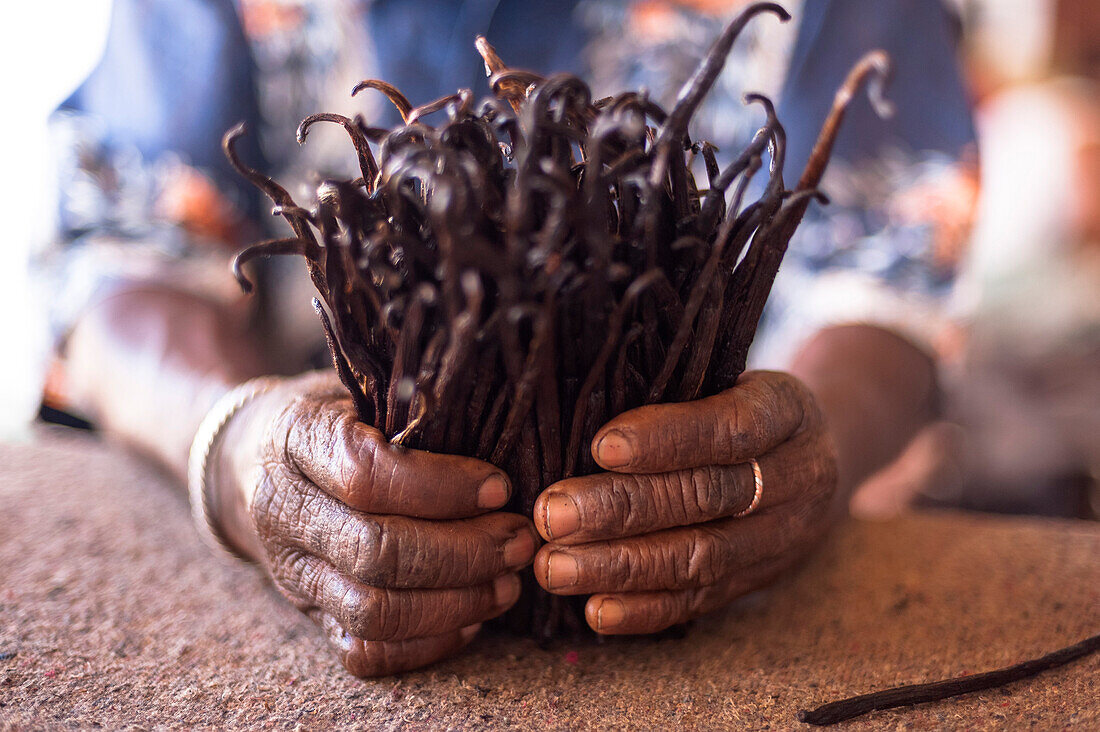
[799,632,1100,725]
[225,2,892,641]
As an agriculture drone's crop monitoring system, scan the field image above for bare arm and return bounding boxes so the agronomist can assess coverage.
[531,324,940,634]
[789,323,940,507]
[62,285,268,481]
[59,284,535,675]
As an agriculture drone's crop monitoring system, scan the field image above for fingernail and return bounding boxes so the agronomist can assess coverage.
[546,552,579,590]
[596,430,633,468]
[478,474,510,509]
[503,530,536,567]
[596,598,625,632]
[460,623,482,643]
[543,493,580,540]
[493,574,521,607]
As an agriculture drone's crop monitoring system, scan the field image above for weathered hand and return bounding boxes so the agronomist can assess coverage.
[532,371,837,634]
[219,374,538,676]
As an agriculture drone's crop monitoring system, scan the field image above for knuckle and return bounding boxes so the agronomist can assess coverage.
[342,585,386,640]
[250,467,316,538]
[688,466,729,518]
[267,547,319,608]
[685,528,731,587]
[282,397,389,507]
[728,371,809,446]
[688,584,725,618]
[317,407,355,475]
[343,423,387,505]
[460,526,495,576]
[687,587,709,617]
[712,395,751,457]
[605,475,645,534]
[248,470,285,533]
[615,546,651,588]
[769,371,816,429]
[327,627,381,678]
[343,516,389,585]
[260,411,292,467]
[265,394,316,468]
[443,535,475,586]
[348,587,449,643]
[642,471,677,521]
[654,471,691,525]
[294,490,331,537]
[266,545,297,583]
[300,555,333,602]
[630,408,692,467]
[350,643,395,678]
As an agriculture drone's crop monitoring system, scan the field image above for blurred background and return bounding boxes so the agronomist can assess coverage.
[3,0,1098,519]
[0,1,112,434]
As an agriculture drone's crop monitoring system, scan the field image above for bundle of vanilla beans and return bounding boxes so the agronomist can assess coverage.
[225,2,892,639]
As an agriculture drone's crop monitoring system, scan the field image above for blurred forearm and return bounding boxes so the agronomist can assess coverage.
[63,285,268,482]
[789,324,940,507]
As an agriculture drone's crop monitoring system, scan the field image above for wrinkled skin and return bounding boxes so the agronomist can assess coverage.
[224,370,836,675]
[224,375,537,676]
[533,371,837,634]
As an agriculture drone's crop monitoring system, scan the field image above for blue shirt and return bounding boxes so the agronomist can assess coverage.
[46,0,976,366]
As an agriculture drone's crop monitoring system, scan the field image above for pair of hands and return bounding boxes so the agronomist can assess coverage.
[218,371,837,676]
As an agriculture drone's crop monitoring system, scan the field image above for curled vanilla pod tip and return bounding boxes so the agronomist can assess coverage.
[225,2,873,640]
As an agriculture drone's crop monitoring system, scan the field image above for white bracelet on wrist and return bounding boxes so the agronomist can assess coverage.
[187,376,282,560]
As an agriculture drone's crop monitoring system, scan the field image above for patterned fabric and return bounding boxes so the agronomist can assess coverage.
[43,0,977,372]
[580,0,800,166]
[580,0,978,365]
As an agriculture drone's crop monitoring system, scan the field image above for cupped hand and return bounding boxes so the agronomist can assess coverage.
[532,371,837,635]
[218,374,538,676]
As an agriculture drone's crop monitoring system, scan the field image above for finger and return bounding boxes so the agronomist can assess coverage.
[534,464,752,544]
[312,610,481,677]
[536,425,835,544]
[583,554,795,635]
[590,370,815,473]
[534,501,825,595]
[276,395,511,518]
[253,477,538,588]
[270,547,522,641]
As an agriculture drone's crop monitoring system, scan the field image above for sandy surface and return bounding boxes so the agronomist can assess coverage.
[1,429,1097,729]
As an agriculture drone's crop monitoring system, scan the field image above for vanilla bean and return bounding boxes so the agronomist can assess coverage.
[228,4,879,639]
[564,270,666,476]
[232,237,309,293]
[492,303,555,464]
[314,299,376,423]
[647,168,760,404]
[297,113,379,185]
[351,79,413,123]
[799,633,1100,725]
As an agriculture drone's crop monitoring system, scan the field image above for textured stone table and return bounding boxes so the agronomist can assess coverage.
[1,429,1097,729]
